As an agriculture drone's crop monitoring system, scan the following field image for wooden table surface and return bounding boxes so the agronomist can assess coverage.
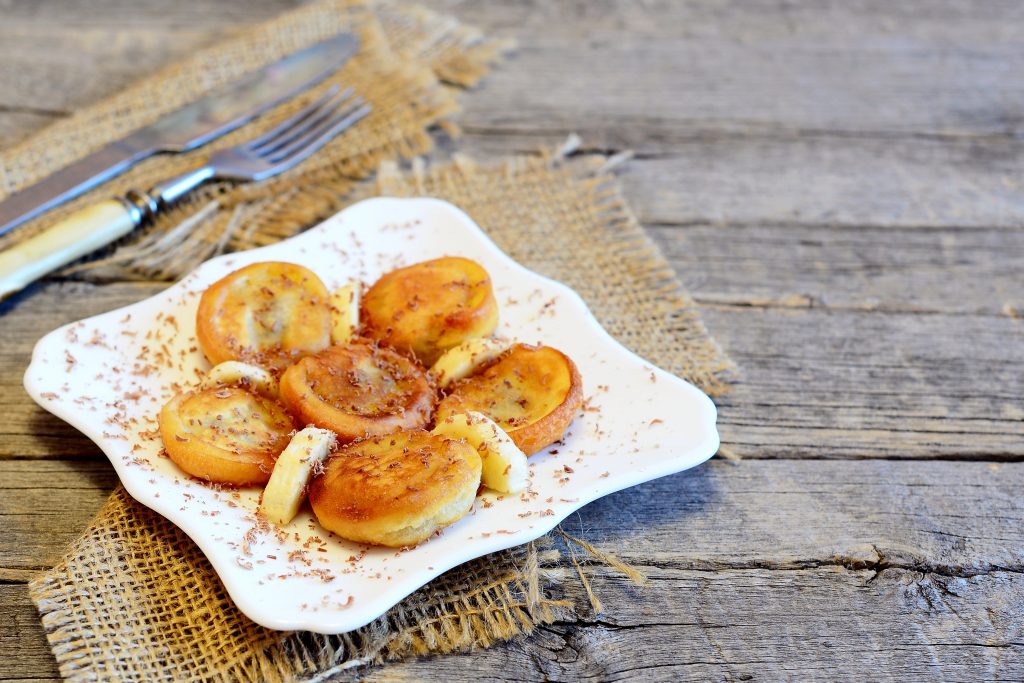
[2,1,1022,680]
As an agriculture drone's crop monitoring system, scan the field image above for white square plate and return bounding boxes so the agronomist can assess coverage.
[24,197,719,633]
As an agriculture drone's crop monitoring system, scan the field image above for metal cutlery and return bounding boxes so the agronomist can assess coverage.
[0,33,359,239]
[0,87,370,300]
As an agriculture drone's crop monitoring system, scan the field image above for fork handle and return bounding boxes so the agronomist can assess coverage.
[0,165,216,301]
[0,199,140,301]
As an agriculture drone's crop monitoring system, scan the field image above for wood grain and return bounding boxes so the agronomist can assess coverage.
[455,133,1024,231]
[0,587,61,683]
[4,566,1021,683]
[369,568,1024,682]
[4,458,1022,680]
[0,461,116,571]
[1,0,1022,680]
[649,223,1024,316]
[449,0,1024,135]
[705,305,1024,461]
[5,565,1021,683]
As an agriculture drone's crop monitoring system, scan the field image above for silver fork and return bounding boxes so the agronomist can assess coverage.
[0,87,370,301]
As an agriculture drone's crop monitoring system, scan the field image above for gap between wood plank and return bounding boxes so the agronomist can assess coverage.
[696,296,1022,319]
[461,121,1024,147]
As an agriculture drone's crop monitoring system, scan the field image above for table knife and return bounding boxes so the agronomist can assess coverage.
[0,33,359,239]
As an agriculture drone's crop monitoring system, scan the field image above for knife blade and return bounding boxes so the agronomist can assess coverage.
[0,33,359,239]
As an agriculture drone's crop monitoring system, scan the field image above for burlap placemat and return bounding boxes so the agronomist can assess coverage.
[0,0,510,278]
[14,1,734,679]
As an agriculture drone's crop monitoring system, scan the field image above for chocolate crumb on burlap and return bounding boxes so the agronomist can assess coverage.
[16,1,735,680]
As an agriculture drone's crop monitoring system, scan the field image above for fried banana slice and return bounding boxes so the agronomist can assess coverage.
[279,341,434,442]
[196,261,332,372]
[430,337,512,389]
[158,386,295,486]
[309,430,481,547]
[361,257,498,365]
[200,361,279,398]
[436,343,583,455]
[433,410,528,493]
[329,281,360,345]
[260,427,336,526]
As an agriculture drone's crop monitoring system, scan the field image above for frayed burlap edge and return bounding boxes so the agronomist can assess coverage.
[29,487,573,682]
[373,1,516,89]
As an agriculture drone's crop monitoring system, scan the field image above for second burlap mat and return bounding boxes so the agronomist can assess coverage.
[29,147,733,682]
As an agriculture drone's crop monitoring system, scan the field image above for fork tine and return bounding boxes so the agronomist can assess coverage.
[252,87,355,156]
[255,92,354,157]
[265,101,371,169]
[244,85,341,151]
[266,98,370,164]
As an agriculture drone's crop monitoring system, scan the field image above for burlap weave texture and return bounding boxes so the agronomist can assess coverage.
[0,0,509,278]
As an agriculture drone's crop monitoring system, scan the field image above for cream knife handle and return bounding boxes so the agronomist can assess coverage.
[0,200,137,301]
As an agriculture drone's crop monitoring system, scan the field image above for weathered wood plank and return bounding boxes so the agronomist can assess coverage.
[4,558,1021,682]
[448,0,1024,136]
[648,223,1024,317]
[6,564,1021,683]
[612,138,1024,230]
[576,459,1024,575]
[0,28,211,120]
[0,461,116,571]
[0,586,59,683]
[0,2,294,149]
[4,1,1024,233]
[454,134,1024,230]
[12,121,1023,233]
[1,1,1022,680]
[4,459,1021,576]
[0,0,295,24]
[703,305,1024,460]
[457,0,1024,231]
[363,566,1024,682]
[445,0,1024,230]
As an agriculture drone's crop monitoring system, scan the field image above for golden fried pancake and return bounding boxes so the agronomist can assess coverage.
[158,386,295,485]
[436,343,583,455]
[361,257,499,365]
[196,261,332,372]
[279,341,435,442]
[309,431,482,547]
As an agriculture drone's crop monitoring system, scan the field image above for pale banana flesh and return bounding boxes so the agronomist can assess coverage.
[260,427,336,526]
[201,361,279,398]
[432,410,528,493]
[330,281,360,345]
[430,337,512,389]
